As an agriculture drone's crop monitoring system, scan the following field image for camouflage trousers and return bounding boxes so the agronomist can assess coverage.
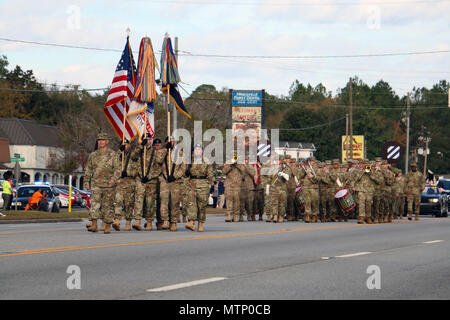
[263,185,273,216]
[225,187,241,217]
[304,188,319,217]
[114,177,136,220]
[135,180,158,221]
[160,180,183,223]
[372,194,383,219]
[270,187,287,218]
[394,196,405,218]
[407,193,421,216]
[286,187,296,219]
[383,193,394,217]
[356,191,373,218]
[319,191,329,219]
[254,188,264,217]
[186,179,210,223]
[241,186,255,217]
[89,186,115,224]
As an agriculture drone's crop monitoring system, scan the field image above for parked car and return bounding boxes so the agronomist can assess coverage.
[420,185,448,217]
[11,185,61,212]
[72,187,91,208]
[52,186,77,208]
[437,178,450,195]
[52,185,83,207]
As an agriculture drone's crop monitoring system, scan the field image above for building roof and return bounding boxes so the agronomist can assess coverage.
[0,118,62,148]
[278,141,316,150]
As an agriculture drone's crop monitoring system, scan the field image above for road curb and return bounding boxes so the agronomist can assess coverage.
[0,218,84,224]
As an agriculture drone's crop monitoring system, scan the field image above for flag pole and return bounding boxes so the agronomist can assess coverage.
[167,84,172,175]
[143,108,148,177]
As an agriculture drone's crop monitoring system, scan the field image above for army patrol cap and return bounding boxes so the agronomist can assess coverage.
[332,159,340,165]
[194,143,203,149]
[325,160,332,165]
[410,162,417,167]
[308,156,316,162]
[97,133,109,140]
[152,138,162,145]
[375,157,383,162]
[318,163,325,168]
[341,163,349,168]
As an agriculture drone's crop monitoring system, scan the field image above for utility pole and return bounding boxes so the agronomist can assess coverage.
[423,137,429,177]
[349,78,353,159]
[405,93,411,173]
[173,36,179,135]
[345,113,349,160]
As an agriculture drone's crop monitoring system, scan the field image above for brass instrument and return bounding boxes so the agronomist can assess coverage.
[233,153,238,162]
[365,165,371,173]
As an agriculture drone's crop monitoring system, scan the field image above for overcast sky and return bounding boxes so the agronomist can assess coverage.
[0,0,449,98]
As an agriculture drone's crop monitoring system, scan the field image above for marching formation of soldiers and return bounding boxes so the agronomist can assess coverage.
[84,133,425,234]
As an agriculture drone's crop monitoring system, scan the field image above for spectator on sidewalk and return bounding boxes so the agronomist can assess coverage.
[218,178,225,208]
[2,171,13,211]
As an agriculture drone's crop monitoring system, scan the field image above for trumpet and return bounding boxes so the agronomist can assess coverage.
[365,165,371,173]
[233,153,238,162]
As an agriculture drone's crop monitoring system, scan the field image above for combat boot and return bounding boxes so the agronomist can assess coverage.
[278,215,284,223]
[266,215,272,222]
[169,222,177,232]
[415,213,419,221]
[225,213,232,222]
[251,214,256,221]
[365,217,372,224]
[338,216,343,222]
[408,212,412,220]
[132,219,142,231]
[233,215,239,222]
[288,215,294,222]
[357,216,365,224]
[104,223,111,234]
[87,219,98,232]
[388,214,393,223]
[112,219,121,231]
[162,220,169,230]
[259,214,264,221]
[378,215,383,224]
[156,222,163,230]
[182,216,187,223]
[272,215,278,223]
[124,220,131,231]
[185,219,195,231]
[144,219,152,231]
[99,221,105,232]
[197,221,204,232]
[239,215,244,222]
[304,214,310,223]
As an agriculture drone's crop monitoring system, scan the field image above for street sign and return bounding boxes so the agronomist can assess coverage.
[14,153,20,158]
[382,141,404,164]
[10,158,25,162]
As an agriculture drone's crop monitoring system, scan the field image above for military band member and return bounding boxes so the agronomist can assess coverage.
[242,158,257,221]
[381,160,397,223]
[269,155,291,223]
[353,160,382,224]
[222,156,246,222]
[393,168,405,219]
[185,144,214,232]
[298,157,320,223]
[84,133,121,234]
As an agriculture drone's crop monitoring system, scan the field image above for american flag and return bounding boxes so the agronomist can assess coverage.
[104,37,138,141]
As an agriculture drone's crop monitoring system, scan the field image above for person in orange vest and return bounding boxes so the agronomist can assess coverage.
[25,189,43,210]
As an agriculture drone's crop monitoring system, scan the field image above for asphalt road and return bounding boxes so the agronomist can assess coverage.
[1,215,449,300]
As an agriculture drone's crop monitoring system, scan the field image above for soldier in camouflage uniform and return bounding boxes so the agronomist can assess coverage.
[392,168,405,219]
[297,157,320,223]
[84,133,121,234]
[267,155,292,223]
[404,162,425,221]
[242,159,257,221]
[113,139,139,231]
[261,158,277,222]
[184,144,214,232]
[285,156,299,221]
[133,137,167,231]
[328,159,344,222]
[381,160,397,223]
[253,159,264,221]
[353,160,383,224]
[159,140,188,232]
[222,158,246,222]
[318,162,331,222]
[372,158,384,223]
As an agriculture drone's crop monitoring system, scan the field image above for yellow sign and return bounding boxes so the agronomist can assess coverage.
[342,135,364,162]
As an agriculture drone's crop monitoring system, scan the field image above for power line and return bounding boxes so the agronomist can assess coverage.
[150,0,450,6]
[2,37,450,59]
[277,116,347,130]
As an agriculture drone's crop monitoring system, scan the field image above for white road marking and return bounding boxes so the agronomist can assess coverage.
[147,277,227,292]
[321,257,330,260]
[335,252,372,258]
[423,240,443,244]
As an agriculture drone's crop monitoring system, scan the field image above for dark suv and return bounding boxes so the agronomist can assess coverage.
[420,185,448,217]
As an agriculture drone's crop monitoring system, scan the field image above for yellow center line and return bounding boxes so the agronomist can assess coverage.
[0,228,80,235]
[0,220,420,258]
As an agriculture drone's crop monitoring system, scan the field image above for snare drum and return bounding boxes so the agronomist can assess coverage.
[334,188,356,213]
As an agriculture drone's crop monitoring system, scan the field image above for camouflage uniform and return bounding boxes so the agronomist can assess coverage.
[353,161,382,223]
[253,162,264,220]
[318,163,332,222]
[185,158,214,224]
[114,149,139,221]
[85,146,121,224]
[159,150,188,225]
[381,163,397,222]
[242,164,257,221]
[268,161,292,223]
[404,164,425,220]
[297,160,320,223]
[133,145,166,226]
[286,159,299,221]
[222,163,246,221]
[393,170,405,219]
[261,161,276,221]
